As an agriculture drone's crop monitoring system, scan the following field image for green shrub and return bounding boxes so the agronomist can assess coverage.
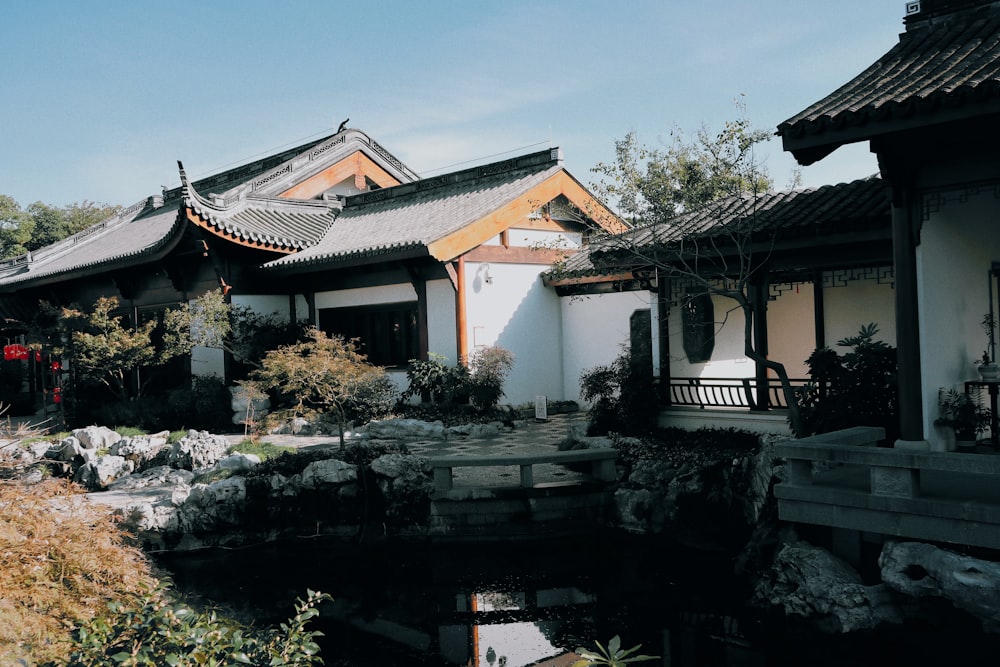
[580,345,658,436]
[793,323,898,442]
[467,345,514,411]
[400,354,470,404]
[51,586,330,667]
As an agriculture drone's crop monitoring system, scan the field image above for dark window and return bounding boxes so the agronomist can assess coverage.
[318,302,419,367]
[681,293,715,363]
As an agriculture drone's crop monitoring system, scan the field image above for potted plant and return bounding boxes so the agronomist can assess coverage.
[977,313,1000,381]
[936,387,990,451]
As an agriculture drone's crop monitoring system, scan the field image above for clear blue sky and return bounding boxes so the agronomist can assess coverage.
[1,1,907,208]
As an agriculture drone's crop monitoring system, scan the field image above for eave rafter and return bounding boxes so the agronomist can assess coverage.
[183,209,298,254]
[426,171,626,261]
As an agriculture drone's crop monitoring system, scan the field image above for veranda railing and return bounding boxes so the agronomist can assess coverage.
[666,376,816,410]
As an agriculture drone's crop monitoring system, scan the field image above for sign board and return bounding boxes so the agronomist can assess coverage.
[534,395,548,421]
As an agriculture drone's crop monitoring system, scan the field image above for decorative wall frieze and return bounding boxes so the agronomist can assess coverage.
[822,265,894,289]
[922,179,1000,221]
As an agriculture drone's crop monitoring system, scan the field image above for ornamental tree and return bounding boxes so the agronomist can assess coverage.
[249,327,390,448]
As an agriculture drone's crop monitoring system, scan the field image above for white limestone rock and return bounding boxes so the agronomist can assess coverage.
[166,430,230,470]
[213,452,261,474]
[74,455,135,491]
[107,465,195,491]
[72,425,122,450]
[880,541,1000,631]
[110,431,170,466]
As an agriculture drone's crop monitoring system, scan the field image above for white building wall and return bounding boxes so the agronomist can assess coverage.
[464,260,564,406]
[918,191,1000,448]
[426,278,458,363]
[559,291,652,405]
[823,277,896,348]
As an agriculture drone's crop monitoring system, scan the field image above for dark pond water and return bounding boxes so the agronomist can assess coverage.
[157,535,1000,667]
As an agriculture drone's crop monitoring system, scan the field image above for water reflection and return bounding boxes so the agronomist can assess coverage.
[156,535,1000,667]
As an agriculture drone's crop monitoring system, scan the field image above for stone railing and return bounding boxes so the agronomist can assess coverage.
[426,448,617,493]
[774,426,1000,549]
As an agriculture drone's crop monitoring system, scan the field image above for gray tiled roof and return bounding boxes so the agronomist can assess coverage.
[0,128,414,288]
[559,176,889,276]
[181,164,337,250]
[264,150,565,270]
[778,2,1000,163]
[0,198,182,289]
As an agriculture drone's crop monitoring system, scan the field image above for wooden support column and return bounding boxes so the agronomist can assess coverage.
[891,185,927,449]
[455,256,468,365]
[813,270,825,350]
[750,276,770,411]
[658,275,672,407]
[406,265,430,361]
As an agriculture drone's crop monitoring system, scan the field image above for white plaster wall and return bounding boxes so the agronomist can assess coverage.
[426,278,458,363]
[823,278,896,348]
[464,260,564,406]
[560,291,652,405]
[918,191,1000,447]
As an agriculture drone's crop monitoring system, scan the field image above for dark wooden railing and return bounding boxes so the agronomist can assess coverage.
[666,376,815,410]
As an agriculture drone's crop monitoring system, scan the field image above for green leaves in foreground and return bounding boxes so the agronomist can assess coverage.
[572,635,659,667]
[54,586,331,667]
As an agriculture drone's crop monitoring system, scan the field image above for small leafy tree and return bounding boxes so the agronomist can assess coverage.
[38,293,231,406]
[250,328,392,448]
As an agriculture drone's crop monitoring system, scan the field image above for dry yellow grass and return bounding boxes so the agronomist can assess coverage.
[0,476,159,664]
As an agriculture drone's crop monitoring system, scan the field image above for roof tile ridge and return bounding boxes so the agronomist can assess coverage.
[344,148,563,208]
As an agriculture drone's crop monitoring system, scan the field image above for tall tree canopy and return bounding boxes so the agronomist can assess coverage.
[590,114,773,226]
[584,105,805,432]
[0,195,120,257]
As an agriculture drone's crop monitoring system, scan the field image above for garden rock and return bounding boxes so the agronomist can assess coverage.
[229,385,270,424]
[754,538,902,633]
[296,458,356,489]
[213,453,261,474]
[108,465,195,491]
[74,455,134,491]
[367,418,445,441]
[72,425,122,450]
[880,541,1000,631]
[110,431,170,467]
[177,477,247,531]
[165,430,230,470]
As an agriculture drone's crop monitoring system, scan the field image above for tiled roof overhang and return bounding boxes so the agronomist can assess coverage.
[179,161,338,252]
[778,6,1000,165]
[546,177,891,286]
[0,198,186,291]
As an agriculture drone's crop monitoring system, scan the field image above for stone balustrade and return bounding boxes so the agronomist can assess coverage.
[775,426,1000,549]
